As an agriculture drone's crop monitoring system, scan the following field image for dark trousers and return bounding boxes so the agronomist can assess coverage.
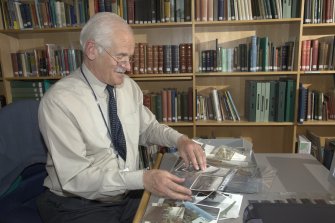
[36,189,143,223]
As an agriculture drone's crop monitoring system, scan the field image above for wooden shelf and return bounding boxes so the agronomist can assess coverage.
[196,120,293,126]
[5,76,62,81]
[301,70,335,75]
[0,27,82,37]
[194,18,301,27]
[303,23,335,35]
[195,71,297,77]
[162,122,194,127]
[297,120,335,126]
[129,74,193,81]
[303,23,335,28]
[130,22,192,29]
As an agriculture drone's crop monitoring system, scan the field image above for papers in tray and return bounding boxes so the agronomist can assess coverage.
[142,192,243,223]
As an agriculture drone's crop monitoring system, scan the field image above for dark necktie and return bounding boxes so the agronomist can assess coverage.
[106,85,127,161]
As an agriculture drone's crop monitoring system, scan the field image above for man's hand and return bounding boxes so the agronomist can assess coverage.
[177,135,207,171]
[143,169,192,201]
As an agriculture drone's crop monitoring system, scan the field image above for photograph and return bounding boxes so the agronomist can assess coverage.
[190,175,224,191]
[143,206,185,223]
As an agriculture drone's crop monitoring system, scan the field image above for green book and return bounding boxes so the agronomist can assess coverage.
[268,81,278,122]
[245,80,257,122]
[256,82,262,122]
[11,87,43,94]
[260,37,269,71]
[264,82,271,122]
[11,91,43,98]
[10,81,43,88]
[150,94,157,116]
[155,94,163,122]
[276,81,287,122]
[283,79,295,122]
[12,96,41,102]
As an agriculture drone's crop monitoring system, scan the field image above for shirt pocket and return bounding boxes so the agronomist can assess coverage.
[120,109,140,148]
[120,109,139,126]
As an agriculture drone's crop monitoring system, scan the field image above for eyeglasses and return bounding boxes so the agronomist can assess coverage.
[95,42,133,66]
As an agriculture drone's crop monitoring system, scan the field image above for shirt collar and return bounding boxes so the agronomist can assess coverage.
[81,63,107,97]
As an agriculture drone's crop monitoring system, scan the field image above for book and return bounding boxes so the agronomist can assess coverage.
[297,134,312,154]
[297,83,308,123]
[245,80,257,122]
[276,80,286,122]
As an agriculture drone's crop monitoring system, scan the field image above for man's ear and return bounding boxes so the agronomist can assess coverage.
[85,40,98,61]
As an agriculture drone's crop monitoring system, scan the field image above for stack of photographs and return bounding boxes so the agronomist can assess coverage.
[142,191,243,223]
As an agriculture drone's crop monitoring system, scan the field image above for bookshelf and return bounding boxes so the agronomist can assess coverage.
[0,0,334,154]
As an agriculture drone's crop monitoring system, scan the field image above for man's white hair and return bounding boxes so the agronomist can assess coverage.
[80,12,132,52]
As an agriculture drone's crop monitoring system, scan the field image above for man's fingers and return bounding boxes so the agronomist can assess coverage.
[188,144,207,171]
[165,179,192,200]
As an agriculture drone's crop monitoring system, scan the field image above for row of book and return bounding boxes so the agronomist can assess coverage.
[129,43,193,75]
[304,0,335,24]
[95,0,192,24]
[143,88,193,123]
[245,78,295,122]
[11,44,83,77]
[300,36,335,71]
[195,0,300,22]
[10,80,56,102]
[0,0,89,30]
[196,87,240,121]
[199,37,295,73]
[298,84,335,123]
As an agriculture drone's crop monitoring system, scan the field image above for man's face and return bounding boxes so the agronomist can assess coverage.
[95,30,135,86]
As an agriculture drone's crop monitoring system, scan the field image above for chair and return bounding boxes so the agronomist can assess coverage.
[0,100,47,223]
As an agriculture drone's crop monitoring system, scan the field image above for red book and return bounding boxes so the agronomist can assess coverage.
[158,45,164,74]
[326,0,332,23]
[201,0,208,21]
[195,0,201,21]
[139,43,146,74]
[11,53,19,77]
[186,43,193,73]
[146,45,153,74]
[143,93,151,110]
[305,40,311,71]
[127,0,135,24]
[311,39,319,71]
[152,45,159,74]
[301,40,310,71]
[94,0,99,13]
[207,0,213,21]
[132,43,139,74]
[179,43,187,73]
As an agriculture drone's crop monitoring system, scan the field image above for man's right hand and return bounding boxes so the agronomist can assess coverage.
[143,169,192,201]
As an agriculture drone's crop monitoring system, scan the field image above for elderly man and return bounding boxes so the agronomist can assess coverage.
[37,12,206,223]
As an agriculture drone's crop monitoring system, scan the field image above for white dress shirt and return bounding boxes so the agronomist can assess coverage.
[38,64,183,201]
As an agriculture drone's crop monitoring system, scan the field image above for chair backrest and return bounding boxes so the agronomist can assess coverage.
[0,99,47,197]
